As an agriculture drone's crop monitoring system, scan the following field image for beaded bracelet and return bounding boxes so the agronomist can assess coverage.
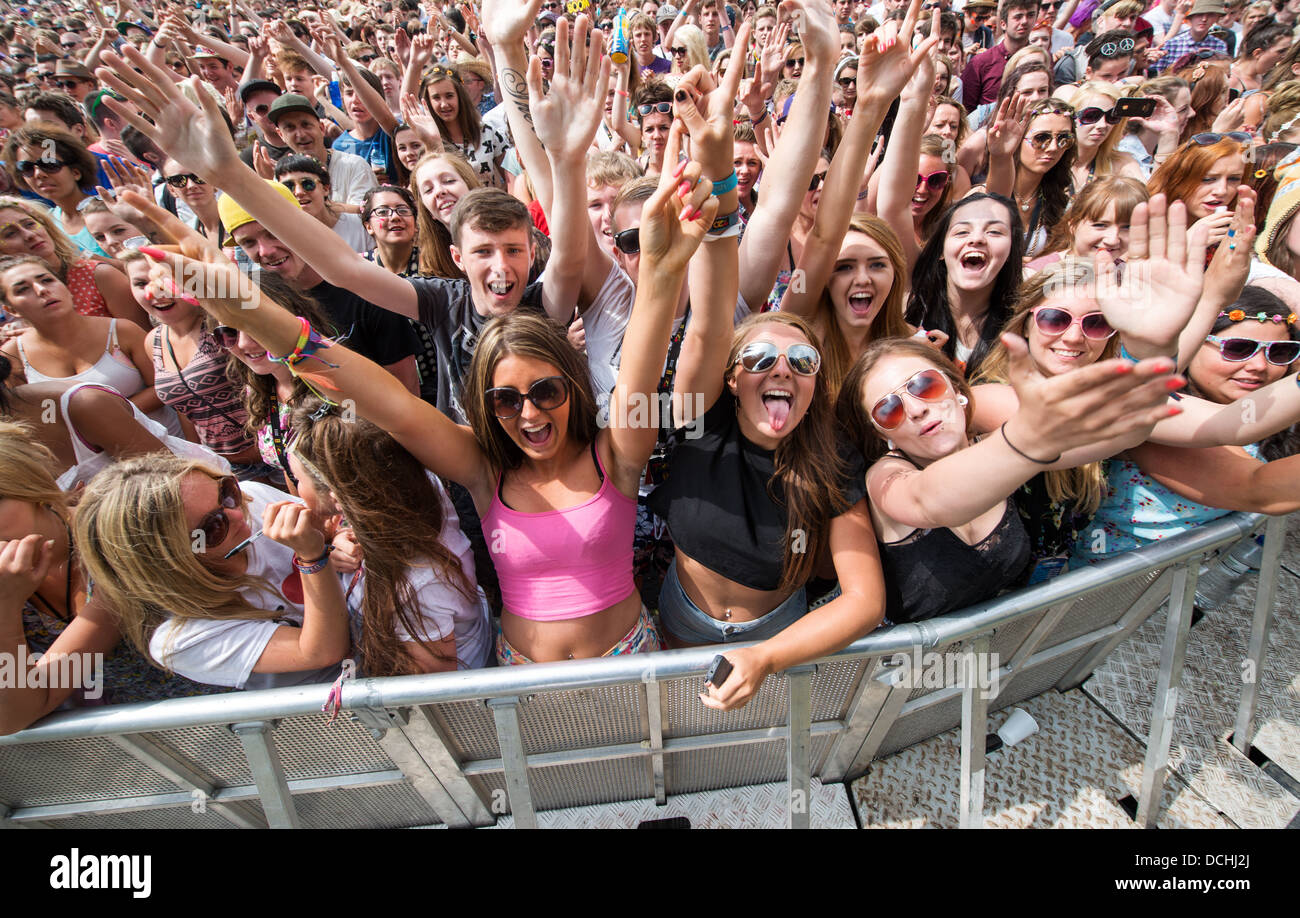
[293,546,335,575]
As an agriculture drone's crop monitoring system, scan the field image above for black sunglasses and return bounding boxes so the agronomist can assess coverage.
[1076,106,1121,126]
[836,76,856,88]
[194,475,242,551]
[808,170,826,192]
[165,173,206,188]
[16,159,68,176]
[280,177,320,193]
[486,376,569,420]
[56,78,88,90]
[1192,131,1251,145]
[785,56,805,68]
[613,226,640,254]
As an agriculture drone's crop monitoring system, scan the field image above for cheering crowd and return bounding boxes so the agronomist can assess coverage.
[2,0,1300,735]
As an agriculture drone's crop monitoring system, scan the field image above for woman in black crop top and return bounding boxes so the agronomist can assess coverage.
[835,336,1191,624]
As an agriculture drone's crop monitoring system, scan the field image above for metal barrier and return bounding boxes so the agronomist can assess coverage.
[0,512,1286,829]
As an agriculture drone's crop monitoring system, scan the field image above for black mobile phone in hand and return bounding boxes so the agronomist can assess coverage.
[706,654,733,687]
[1115,97,1157,119]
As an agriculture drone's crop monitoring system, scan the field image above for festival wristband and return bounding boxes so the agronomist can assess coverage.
[1120,343,1178,365]
[293,546,335,575]
[707,208,741,234]
[709,171,738,195]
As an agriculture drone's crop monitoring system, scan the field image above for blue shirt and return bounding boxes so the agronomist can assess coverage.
[331,128,395,185]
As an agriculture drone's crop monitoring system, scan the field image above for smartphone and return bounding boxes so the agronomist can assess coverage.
[706,654,733,687]
[1115,96,1156,119]
[1229,88,1240,102]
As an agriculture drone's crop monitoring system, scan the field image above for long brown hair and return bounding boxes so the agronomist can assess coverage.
[814,214,911,398]
[837,337,976,467]
[463,311,600,473]
[973,258,1115,514]
[289,398,476,677]
[409,150,478,278]
[1043,175,1148,256]
[1170,59,1229,139]
[421,66,483,150]
[727,313,847,590]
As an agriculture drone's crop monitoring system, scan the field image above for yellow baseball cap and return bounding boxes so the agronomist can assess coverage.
[217,180,302,244]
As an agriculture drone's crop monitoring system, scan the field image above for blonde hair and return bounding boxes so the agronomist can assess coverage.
[0,419,67,518]
[1073,81,1132,174]
[973,258,1114,514]
[674,24,711,72]
[74,456,285,668]
[0,196,82,276]
[1007,44,1052,74]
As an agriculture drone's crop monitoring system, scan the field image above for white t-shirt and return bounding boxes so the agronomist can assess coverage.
[148,482,345,690]
[332,211,376,254]
[583,262,637,398]
[328,149,380,206]
[343,477,491,670]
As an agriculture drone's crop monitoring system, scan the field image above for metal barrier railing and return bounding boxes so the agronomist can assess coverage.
[0,511,1286,829]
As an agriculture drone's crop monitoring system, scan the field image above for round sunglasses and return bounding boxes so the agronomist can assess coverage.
[870,368,950,430]
[1204,335,1300,365]
[733,341,821,376]
[1031,306,1116,340]
[486,375,569,420]
[194,475,242,551]
[212,325,240,350]
[280,177,320,193]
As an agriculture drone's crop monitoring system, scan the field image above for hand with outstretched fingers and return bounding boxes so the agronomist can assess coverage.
[672,19,752,173]
[526,16,610,163]
[854,2,941,106]
[481,0,543,45]
[987,92,1032,159]
[1000,331,1184,461]
[1095,194,1208,357]
[97,46,242,182]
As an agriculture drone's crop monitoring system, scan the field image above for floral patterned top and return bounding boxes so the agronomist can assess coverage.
[1069,445,1262,565]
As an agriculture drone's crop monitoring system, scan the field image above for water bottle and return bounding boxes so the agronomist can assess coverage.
[1194,534,1265,612]
[611,9,629,65]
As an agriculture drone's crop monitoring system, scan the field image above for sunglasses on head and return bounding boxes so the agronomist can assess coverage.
[486,375,569,420]
[281,177,320,193]
[165,173,205,188]
[1076,106,1121,126]
[870,368,951,430]
[1031,306,1116,340]
[613,226,640,255]
[212,325,239,350]
[1204,335,1300,365]
[1025,130,1075,151]
[916,169,950,191]
[194,475,242,552]
[1098,37,1135,57]
[1192,131,1251,145]
[786,56,805,68]
[733,341,821,376]
[638,101,673,117]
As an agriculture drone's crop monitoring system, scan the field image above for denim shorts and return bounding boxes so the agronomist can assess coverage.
[657,558,808,645]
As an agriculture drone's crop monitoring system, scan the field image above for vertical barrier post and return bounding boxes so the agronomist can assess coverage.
[786,667,814,829]
[959,635,990,829]
[488,696,536,829]
[643,679,667,806]
[1136,562,1198,828]
[1233,515,1286,755]
[231,721,300,828]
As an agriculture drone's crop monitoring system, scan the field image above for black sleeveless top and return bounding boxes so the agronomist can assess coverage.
[876,454,1033,623]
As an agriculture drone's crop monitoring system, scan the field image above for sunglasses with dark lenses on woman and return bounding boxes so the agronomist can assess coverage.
[870,368,950,430]
[916,169,950,191]
[785,57,805,68]
[165,173,206,188]
[1031,307,1117,340]
[638,101,673,117]
[212,325,240,350]
[16,159,68,176]
[734,341,822,376]
[1075,106,1121,126]
[1026,131,1075,151]
[195,475,242,550]
[486,376,570,420]
[280,177,319,193]
[1204,335,1300,365]
[1191,131,1251,146]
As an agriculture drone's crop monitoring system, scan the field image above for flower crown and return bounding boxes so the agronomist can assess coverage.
[1221,309,1298,324]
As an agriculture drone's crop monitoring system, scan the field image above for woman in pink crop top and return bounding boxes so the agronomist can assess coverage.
[134,97,721,666]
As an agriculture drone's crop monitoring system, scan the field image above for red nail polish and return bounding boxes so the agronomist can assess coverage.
[1165,377,1183,390]
[673,159,688,179]
[138,245,168,260]
[679,180,691,195]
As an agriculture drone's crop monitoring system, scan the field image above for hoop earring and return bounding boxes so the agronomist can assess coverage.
[957,394,969,406]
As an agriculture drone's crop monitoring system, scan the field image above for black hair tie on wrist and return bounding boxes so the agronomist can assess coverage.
[1000,422,1060,465]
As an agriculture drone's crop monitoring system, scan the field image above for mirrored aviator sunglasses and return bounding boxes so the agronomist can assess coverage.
[735,341,821,376]
[1031,306,1116,340]
[486,375,569,420]
[870,368,949,430]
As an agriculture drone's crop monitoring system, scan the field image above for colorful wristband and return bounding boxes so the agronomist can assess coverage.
[710,171,738,195]
[293,546,335,575]
[707,208,741,234]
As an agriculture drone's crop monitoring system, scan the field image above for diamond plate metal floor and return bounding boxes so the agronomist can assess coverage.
[482,777,855,828]
[849,689,1232,828]
[1082,547,1300,829]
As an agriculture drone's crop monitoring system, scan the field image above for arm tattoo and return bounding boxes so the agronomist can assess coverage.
[501,67,535,129]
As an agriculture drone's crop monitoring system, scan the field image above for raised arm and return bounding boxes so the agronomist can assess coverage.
[267,19,337,79]
[98,48,420,319]
[314,22,400,133]
[129,204,494,502]
[735,0,837,312]
[527,15,612,323]
[608,124,718,479]
[982,93,1029,200]
[483,0,555,217]
[869,337,1183,531]
[874,40,937,276]
[1134,440,1300,515]
[1172,187,1254,371]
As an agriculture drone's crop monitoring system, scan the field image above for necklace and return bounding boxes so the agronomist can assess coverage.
[31,513,74,624]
